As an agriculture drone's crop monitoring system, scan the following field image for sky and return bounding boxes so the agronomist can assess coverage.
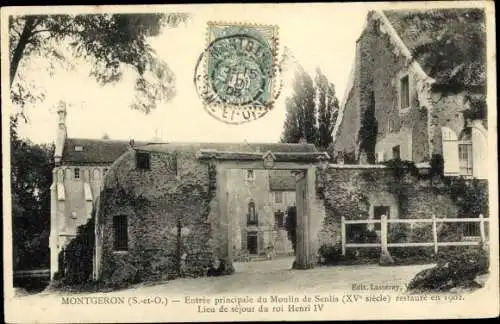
[12,4,370,144]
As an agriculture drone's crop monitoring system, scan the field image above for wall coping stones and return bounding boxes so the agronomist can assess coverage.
[327,162,431,169]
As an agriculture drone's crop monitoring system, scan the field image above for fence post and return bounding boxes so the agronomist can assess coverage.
[432,214,438,255]
[479,214,486,246]
[380,214,388,255]
[341,216,346,256]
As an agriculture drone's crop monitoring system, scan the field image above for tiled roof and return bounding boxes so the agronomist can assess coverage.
[61,138,148,164]
[269,170,296,191]
[382,8,486,87]
[135,142,318,154]
[62,139,317,164]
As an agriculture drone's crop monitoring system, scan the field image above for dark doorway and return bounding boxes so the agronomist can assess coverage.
[247,232,258,255]
[373,206,390,230]
[392,145,401,160]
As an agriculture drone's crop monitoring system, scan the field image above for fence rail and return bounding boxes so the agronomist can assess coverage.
[341,214,489,256]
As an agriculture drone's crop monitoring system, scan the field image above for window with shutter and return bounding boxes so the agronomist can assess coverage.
[441,127,459,175]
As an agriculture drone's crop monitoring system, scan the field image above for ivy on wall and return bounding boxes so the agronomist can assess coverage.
[358,92,378,164]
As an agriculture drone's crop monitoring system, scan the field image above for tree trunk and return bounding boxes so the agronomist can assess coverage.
[10,17,36,86]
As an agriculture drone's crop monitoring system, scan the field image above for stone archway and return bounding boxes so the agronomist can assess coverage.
[197,150,329,271]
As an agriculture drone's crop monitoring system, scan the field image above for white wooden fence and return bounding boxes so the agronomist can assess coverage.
[341,214,489,256]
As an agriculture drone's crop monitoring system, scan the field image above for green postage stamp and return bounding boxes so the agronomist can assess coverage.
[194,22,279,124]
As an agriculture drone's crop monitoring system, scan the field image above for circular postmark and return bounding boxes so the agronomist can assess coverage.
[194,25,281,125]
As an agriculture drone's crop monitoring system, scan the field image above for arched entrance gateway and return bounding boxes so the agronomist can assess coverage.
[196,149,330,271]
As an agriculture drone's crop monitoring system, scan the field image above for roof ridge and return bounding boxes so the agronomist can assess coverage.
[373,10,433,82]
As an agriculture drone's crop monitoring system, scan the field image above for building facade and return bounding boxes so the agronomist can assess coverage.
[333,9,488,179]
[227,169,295,259]
[49,103,301,278]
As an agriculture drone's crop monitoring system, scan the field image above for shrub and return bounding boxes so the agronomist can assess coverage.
[407,247,489,292]
[318,244,344,264]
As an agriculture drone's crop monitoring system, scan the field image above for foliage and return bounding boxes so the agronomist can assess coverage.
[444,177,489,217]
[280,67,339,152]
[429,154,444,181]
[9,12,189,114]
[383,158,420,180]
[11,117,54,270]
[388,223,434,262]
[407,247,489,292]
[315,69,340,151]
[463,95,487,121]
[284,206,297,253]
[357,92,378,163]
[318,243,344,265]
[386,8,486,90]
[57,213,96,285]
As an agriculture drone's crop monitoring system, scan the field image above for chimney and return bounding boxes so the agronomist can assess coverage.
[54,101,67,165]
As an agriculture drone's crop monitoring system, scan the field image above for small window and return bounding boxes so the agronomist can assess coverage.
[74,168,80,179]
[74,145,83,152]
[113,215,128,251]
[458,142,473,177]
[400,75,410,109]
[274,191,283,204]
[136,152,151,170]
[274,211,284,228]
[104,168,108,175]
[388,120,396,133]
[247,201,258,225]
[246,169,255,181]
[392,145,401,160]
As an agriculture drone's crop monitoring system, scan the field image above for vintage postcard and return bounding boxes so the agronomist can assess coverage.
[2,2,498,323]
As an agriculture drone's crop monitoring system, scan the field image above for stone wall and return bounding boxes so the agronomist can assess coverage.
[316,165,461,250]
[96,149,218,284]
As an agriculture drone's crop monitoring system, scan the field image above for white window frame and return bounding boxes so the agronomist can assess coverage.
[458,140,473,178]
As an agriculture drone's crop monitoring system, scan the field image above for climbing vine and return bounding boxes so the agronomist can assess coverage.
[358,92,378,164]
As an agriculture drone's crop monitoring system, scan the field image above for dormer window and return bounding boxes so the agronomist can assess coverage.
[74,145,83,152]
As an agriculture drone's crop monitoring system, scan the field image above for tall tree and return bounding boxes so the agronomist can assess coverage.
[315,68,339,151]
[280,66,317,144]
[281,66,339,153]
[9,12,189,115]
[10,117,54,270]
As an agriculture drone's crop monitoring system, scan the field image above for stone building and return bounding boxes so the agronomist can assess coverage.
[228,169,295,259]
[49,102,303,279]
[94,143,317,282]
[333,8,488,179]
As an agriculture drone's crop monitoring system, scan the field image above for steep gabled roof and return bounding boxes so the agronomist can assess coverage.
[382,8,486,87]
